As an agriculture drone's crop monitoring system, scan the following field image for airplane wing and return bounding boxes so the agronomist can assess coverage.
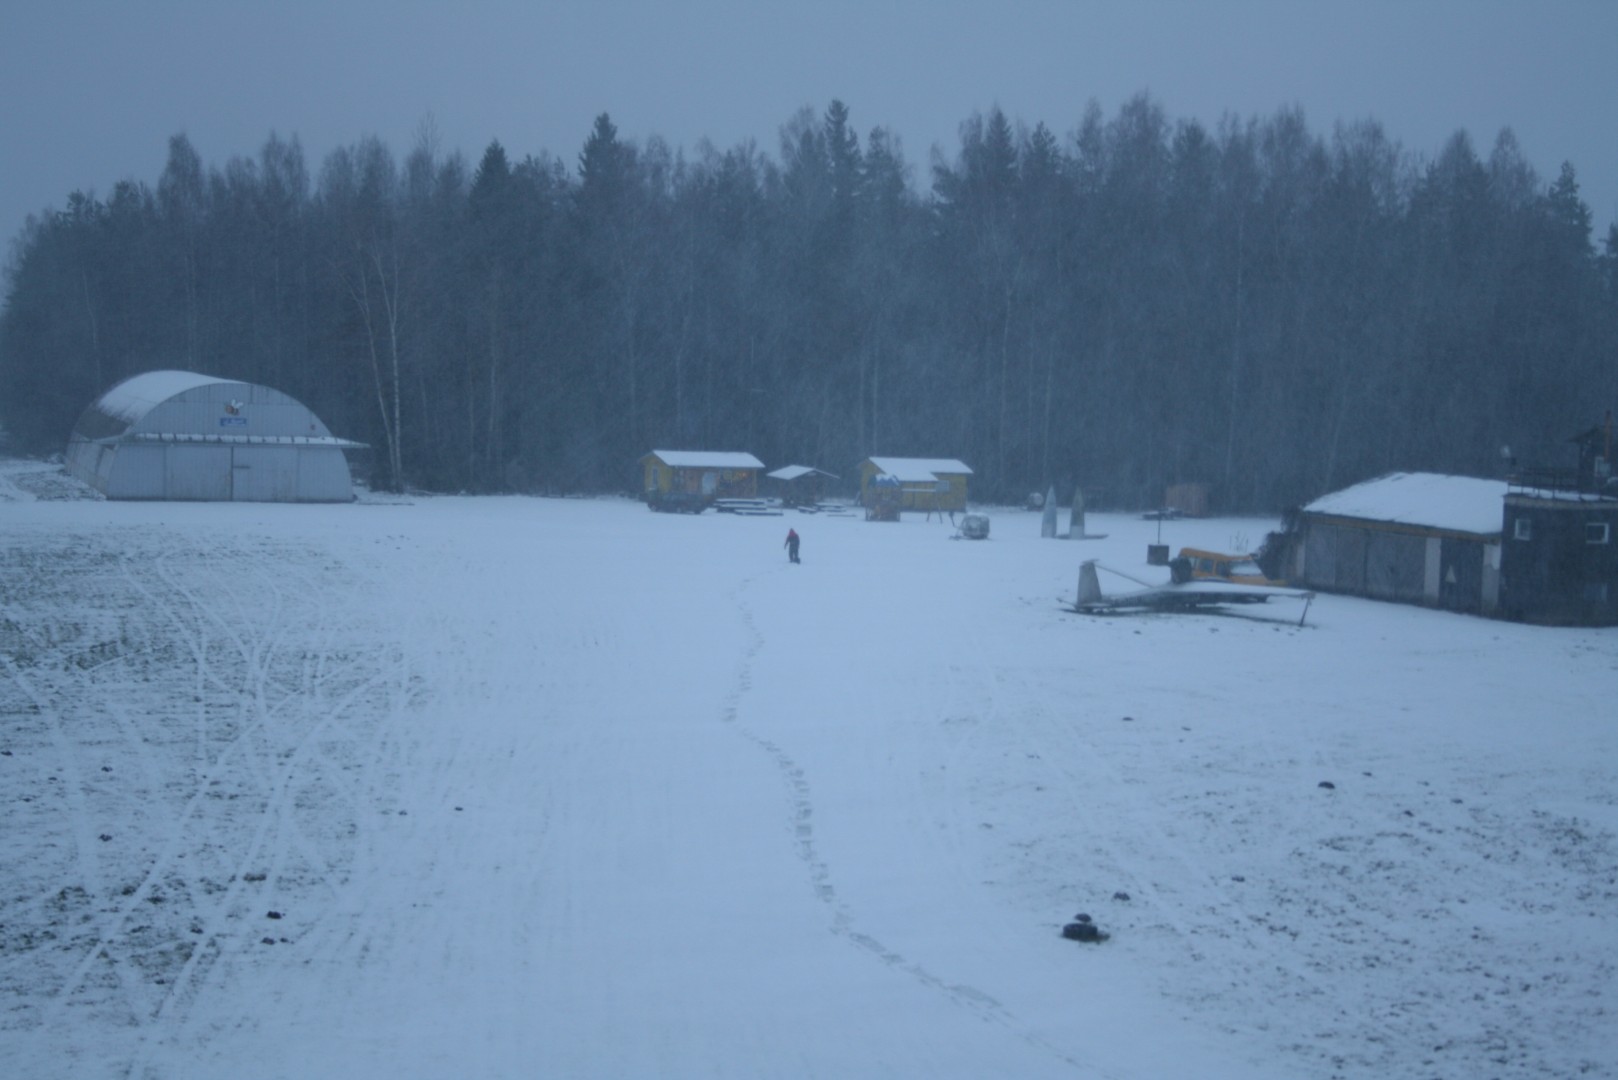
[1073,560,1315,623]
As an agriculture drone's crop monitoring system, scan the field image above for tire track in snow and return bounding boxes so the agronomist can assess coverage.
[132,542,414,1030]
[721,575,1103,1077]
[145,551,340,888]
[38,544,289,1026]
[0,655,107,911]
[20,533,411,1052]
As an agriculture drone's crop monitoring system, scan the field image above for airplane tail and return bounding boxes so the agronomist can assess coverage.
[1076,560,1103,608]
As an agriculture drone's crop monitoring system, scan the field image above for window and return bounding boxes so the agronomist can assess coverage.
[1587,522,1611,545]
[1513,517,1532,541]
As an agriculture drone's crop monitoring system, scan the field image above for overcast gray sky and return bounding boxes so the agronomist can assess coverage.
[4,0,1615,253]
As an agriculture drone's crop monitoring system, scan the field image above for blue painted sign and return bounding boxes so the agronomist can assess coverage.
[219,417,248,427]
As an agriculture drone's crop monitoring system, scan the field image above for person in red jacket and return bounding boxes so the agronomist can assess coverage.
[784,528,800,563]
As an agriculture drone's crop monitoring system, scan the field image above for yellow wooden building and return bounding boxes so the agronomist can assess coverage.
[641,450,764,512]
[856,457,973,513]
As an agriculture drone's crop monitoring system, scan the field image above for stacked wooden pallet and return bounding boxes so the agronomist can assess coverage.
[713,498,784,516]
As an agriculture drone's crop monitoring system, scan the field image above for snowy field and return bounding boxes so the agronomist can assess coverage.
[1,457,1615,1079]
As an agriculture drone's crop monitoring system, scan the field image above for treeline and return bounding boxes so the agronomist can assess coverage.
[3,96,1616,509]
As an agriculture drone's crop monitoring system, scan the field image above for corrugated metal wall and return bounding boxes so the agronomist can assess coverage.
[1299,517,1492,613]
[1364,529,1425,601]
[134,381,334,441]
[161,446,231,500]
[105,445,352,502]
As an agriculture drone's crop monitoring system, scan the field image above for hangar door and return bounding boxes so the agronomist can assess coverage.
[166,445,232,500]
[230,446,300,501]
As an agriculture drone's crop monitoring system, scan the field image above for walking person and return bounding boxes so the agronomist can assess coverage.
[784,527,800,563]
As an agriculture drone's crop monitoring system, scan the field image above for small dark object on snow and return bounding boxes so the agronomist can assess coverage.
[1072,913,1092,923]
[1062,921,1109,943]
[1318,781,1336,789]
[266,911,283,920]
[1122,716,1134,722]
[1113,891,1131,902]
[101,765,112,772]
[260,937,276,945]
[1231,875,1246,882]
[98,833,112,842]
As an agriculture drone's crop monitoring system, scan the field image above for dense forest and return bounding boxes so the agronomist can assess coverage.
[3,96,1615,510]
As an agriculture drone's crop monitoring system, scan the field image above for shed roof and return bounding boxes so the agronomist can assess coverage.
[1303,472,1506,537]
[865,457,973,482]
[645,450,764,470]
[767,465,839,481]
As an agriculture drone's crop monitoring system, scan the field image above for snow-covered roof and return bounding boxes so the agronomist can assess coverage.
[866,457,973,483]
[1303,472,1507,537]
[767,465,838,481]
[122,432,367,449]
[95,370,235,423]
[646,450,763,470]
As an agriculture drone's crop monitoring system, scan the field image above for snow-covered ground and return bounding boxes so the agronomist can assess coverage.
[2,456,1614,1079]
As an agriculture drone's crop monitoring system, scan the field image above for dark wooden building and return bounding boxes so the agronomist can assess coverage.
[1498,423,1618,625]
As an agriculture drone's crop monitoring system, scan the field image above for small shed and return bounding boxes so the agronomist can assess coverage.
[856,457,972,514]
[640,450,764,512]
[1163,482,1210,518]
[64,370,363,502]
[766,465,838,508]
[1281,472,1506,615]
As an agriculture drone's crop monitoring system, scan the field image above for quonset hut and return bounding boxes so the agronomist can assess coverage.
[65,370,365,502]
